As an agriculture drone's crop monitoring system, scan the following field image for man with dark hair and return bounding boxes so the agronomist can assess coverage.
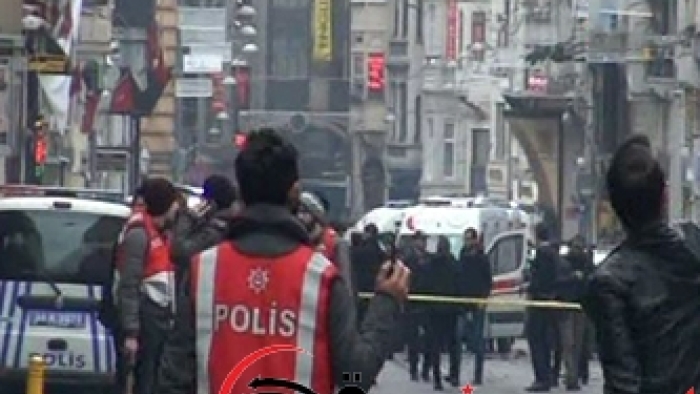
[525,223,558,392]
[170,174,237,278]
[115,177,180,394]
[455,227,492,386]
[157,128,410,394]
[582,134,700,394]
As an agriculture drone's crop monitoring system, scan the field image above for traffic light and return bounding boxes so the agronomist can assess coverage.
[34,133,47,178]
[367,53,385,92]
[233,132,247,148]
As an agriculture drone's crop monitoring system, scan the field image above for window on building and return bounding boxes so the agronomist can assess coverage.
[393,0,400,37]
[425,3,438,55]
[398,82,408,142]
[352,52,365,78]
[180,97,198,130]
[414,95,422,144]
[427,117,434,138]
[401,0,409,38]
[271,36,308,78]
[416,0,424,44]
[443,122,455,177]
[494,104,506,159]
[471,128,490,193]
[472,11,486,61]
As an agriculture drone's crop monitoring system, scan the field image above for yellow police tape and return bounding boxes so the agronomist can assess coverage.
[357,292,582,311]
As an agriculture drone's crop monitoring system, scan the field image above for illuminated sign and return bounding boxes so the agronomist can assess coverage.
[313,0,332,61]
[367,53,385,92]
[28,55,70,75]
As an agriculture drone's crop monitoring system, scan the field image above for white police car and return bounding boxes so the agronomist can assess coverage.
[0,192,128,389]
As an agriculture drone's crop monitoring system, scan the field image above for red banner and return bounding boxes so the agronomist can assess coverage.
[446,0,458,61]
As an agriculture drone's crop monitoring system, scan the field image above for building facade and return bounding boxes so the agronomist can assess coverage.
[348,0,393,215]
[383,0,424,201]
[238,0,351,221]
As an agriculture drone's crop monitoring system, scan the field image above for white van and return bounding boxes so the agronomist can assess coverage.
[398,202,528,353]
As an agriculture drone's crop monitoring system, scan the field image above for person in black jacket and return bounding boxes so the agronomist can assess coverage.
[582,134,700,394]
[404,231,432,382]
[423,235,460,391]
[526,223,558,392]
[456,227,492,386]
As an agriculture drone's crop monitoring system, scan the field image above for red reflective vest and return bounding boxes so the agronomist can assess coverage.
[191,242,337,394]
[115,211,176,309]
[320,227,337,261]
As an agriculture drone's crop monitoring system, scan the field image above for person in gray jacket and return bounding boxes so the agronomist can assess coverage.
[298,191,354,295]
[116,178,180,394]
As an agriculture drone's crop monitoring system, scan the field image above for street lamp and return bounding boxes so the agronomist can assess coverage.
[242,43,259,54]
[238,5,256,17]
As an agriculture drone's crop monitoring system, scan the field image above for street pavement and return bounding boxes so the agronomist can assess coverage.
[373,343,603,394]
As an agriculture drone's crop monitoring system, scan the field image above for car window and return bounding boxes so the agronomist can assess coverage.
[0,210,125,284]
[488,234,524,276]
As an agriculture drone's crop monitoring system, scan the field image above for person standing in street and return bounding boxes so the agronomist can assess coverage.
[525,224,558,392]
[156,128,410,394]
[455,228,492,386]
[423,236,460,391]
[115,178,180,394]
[583,134,700,394]
[404,231,432,382]
[552,237,588,391]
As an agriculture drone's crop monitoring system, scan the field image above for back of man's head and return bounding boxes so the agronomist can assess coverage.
[202,174,236,209]
[606,134,666,230]
[235,128,299,206]
[535,223,550,242]
[142,177,178,216]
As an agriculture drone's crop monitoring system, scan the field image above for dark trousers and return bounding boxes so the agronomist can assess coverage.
[407,311,430,376]
[579,317,595,383]
[462,307,486,383]
[526,308,555,386]
[425,312,457,384]
[117,306,171,394]
[559,311,586,387]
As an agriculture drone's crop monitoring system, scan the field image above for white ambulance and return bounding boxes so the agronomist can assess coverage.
[398,196,529,353]
[0,187,128,390]
[348,200,412,236]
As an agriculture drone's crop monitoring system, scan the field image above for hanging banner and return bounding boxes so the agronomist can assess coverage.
[446,0,458,61]
[313,0,333,61]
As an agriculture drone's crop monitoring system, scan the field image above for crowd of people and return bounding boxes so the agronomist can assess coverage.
[107,128,411,394]
[103,127,700,394]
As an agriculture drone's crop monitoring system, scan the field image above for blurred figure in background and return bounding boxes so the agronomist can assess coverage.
[456,227,492,386]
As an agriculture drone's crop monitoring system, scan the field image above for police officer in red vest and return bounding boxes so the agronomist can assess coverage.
[156,128,410,394]
[115,178,180,394]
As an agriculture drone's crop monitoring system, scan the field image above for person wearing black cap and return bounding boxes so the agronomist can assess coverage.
[170,174,237,279]
[114,177,181,394]
[582,134,700,394]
